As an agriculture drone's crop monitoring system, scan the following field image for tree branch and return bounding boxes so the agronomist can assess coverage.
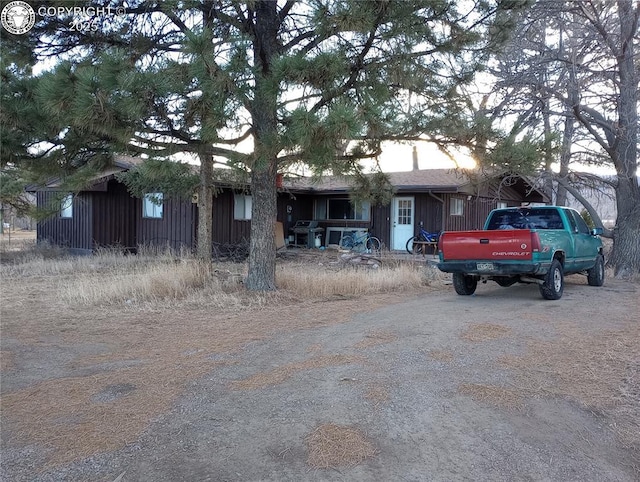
[572,105,615,154]
[542,171,614,237]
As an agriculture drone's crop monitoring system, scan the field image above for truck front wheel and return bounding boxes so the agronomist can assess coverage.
[587,254,605,286]
[453,273,477,296]
[539,259,564,300]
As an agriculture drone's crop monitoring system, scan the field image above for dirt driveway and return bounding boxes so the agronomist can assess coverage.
[1,263,638,481]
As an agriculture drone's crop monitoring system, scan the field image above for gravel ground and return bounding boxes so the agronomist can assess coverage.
[1,267,638,481]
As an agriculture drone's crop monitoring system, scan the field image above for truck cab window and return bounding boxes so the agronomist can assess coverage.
[566,211,578,233]
[571,211,590,234]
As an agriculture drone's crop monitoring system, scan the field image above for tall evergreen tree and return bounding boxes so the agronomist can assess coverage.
[3,0,515,290]
[1,39,115,221]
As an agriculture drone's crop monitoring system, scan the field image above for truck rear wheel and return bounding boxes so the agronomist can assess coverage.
[453,273,477,295]
[587,254,605,286]
[539,259,564,300]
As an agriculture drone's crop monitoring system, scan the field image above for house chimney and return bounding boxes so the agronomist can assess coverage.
[412,145,419,171]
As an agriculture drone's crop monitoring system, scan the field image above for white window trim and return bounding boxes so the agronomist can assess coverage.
[450,197,464,216]
[60,194,73,218]
[143,192,164,219]
[234,194,252,220]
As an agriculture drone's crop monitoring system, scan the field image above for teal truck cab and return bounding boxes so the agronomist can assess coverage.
[436,206,605,300]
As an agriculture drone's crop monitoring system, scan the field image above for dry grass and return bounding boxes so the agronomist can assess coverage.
[276,260,426,297]
[354,330,398,349]
[305,423,377,469]
[458,383,524,410]
[0,238,66,268]
[230,354,366,390]
[1,246,250,309]
[499,322,640,450]
[460,323,512,342]
[1,359,231,467]
[5,243,635,476]
[422,263,448,284]
[2,243,422,470]
[364,381,391,408]
[1,243,167,278]
[60,259,244,306]
[1,294,394,468]
[429,349,455,362]
[2,246,426,308]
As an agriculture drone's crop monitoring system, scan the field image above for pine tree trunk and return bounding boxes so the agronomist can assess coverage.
[245,164,277,290]
[196,153,213,260]
[245,0,279,291]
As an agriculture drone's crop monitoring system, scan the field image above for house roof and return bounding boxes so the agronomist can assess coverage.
[387,169,475,192]
[284,168,548,203]
[27,155,547,203]
[287,169,494,193]
[26,155,146,191]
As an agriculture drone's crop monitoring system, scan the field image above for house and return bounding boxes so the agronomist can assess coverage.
[284,168,547,250]
[31,157,197,254]
[31,156,547,254]
[32,156,266,254]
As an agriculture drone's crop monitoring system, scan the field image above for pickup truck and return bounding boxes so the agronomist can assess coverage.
[436,206,604,300]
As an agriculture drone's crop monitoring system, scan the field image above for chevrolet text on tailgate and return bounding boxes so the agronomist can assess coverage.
[436,206,605,300]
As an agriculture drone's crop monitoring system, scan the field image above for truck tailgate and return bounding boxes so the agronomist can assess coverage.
[440,230,535,261]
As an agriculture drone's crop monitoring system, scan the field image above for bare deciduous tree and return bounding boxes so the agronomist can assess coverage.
[479,0,639,277]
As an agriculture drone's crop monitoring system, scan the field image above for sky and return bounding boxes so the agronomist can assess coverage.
[373,141,477,172]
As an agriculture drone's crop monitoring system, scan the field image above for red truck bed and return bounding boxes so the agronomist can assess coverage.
[439,229,537,261]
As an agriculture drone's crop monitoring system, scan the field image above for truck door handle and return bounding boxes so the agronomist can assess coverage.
[480,239,489,244]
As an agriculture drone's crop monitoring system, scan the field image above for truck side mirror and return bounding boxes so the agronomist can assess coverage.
[591,227,603,236]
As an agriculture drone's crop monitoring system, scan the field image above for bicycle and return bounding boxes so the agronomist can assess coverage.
[406,223,440,255]
[339,230,381,254]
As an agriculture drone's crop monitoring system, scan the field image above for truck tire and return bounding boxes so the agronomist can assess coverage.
[587,254,605,286]
[539,259,564,300]
[453,273,477,295]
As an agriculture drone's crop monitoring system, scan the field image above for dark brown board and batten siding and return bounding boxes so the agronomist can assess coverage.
[137,196,196,251]
[92,181,137,249]
[208,191,251,245]
[37,191,93,253]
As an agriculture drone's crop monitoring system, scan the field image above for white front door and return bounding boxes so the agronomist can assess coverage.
[391,196,415,250]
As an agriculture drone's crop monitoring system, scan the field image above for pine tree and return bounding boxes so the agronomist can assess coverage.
[3,0,516,290]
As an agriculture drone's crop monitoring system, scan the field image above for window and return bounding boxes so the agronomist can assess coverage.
[570,210,590,234]
[314,199,327,220]
[566,210,578,233]
[496,201,508,209]
[396,199,412,225]
[450,197,464,216]
[60,194,73,218]
[143,192,163,219]
[234,194,252,220]
[315,198,370,221]
[486,208,565,230]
